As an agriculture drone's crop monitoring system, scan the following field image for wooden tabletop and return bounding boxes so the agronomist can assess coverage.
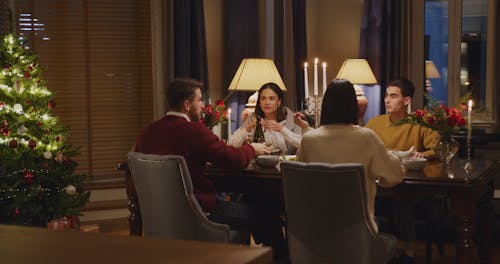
[0,225,273,264]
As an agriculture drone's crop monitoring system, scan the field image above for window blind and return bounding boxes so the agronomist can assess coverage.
[3,0,153,188]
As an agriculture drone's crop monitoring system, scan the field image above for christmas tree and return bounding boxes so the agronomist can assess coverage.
[0,34,89,226]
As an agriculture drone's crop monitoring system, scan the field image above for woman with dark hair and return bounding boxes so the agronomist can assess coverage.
[296,79,404,233]
[229,82,302,154]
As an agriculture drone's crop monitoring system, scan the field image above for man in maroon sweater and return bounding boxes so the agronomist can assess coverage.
[135,78,286,259]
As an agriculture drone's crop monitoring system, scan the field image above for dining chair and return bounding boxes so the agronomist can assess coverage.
[127,151,230,242]
[280,161,398,264]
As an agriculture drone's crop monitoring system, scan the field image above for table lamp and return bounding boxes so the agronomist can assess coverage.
[336,59,377,123]
[228,58,286,92]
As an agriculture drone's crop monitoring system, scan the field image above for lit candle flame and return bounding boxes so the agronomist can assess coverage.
[467,99,473,108]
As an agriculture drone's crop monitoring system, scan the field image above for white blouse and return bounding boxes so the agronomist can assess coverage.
[228,107,302,155]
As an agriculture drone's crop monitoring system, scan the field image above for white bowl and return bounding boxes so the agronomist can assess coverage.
[401,158,427,170]
[255,155,280,168]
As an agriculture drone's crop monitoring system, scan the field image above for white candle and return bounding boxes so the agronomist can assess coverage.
[227,108,232,137]
[313,58,319,96]
[407,102,411,114]
[303,62,309,98]
[322,62,327,95]
[467,99,473,141]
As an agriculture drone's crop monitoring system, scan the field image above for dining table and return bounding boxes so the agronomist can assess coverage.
[0,224,273,263]
[123,158,500,264]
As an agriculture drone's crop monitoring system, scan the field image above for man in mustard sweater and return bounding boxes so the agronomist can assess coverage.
[366,78,441,262]
[365,78,439,158]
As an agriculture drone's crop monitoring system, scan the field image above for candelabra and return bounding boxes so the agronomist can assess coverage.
[304,95,321,128]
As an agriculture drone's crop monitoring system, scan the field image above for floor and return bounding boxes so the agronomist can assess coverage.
[92,217,500,264]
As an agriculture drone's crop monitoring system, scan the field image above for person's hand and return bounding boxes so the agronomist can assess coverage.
[245,117,257,132]
[250,143,271,156]
[293,112,310,129]
[262,120,283,132]
[412,152,427,159]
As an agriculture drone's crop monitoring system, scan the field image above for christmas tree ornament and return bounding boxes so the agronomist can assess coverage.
[43,151,52,159]
[24,170,34,183]
[0,101,4,110]
[65,185,76,196]
[17,125,28,135]
[28,139,36,149]
[9,140,17,148]
[13,103,23,113]
[47,100,55,109]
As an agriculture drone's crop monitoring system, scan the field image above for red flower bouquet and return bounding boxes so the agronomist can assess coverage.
[201,99,228,129]
[402,97,467,141]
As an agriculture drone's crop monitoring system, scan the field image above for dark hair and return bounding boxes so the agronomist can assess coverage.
[388,77,415,98]
[166,78,203,110]
[320,79,358,125]
[254,82,287,122]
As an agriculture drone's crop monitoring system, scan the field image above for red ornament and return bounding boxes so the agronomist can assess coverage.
[0,101,4,110]
[36,121,42,127]
[1,120,7,128]
[24,170,34,183]
[47,100,56,109]
[28,139,36,149]
[24,71,31,79]
[55,136,61,142]
[15,208,20,215]
[1,127,9,136]
[9,140,17,148]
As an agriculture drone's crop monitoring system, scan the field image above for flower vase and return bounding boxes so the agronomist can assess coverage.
[433,138,459,166]
[211,123,221,139]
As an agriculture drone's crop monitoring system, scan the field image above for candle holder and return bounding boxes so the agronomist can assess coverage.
[304,95,321,128]
[464,136,473,175]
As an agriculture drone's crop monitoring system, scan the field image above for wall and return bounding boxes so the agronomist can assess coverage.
[205,0,224,101]
[306,0,364,83]
[204,0,365,106]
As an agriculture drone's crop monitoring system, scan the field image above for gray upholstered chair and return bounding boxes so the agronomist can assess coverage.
[280,161,398,264]
[127,151,230,242]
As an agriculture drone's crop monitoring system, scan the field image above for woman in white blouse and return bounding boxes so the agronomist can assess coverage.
[228,82,302,155]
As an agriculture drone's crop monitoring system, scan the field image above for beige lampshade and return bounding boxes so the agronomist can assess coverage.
[228,58,286,91]
[336,59,377,84]
[425,60,441,78]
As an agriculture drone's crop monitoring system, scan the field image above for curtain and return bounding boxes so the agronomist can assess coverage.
[223,0,260,130]
[496,0,500,127]
[359,0,410,114]
[173,0,209,94]
[293,0,307,110]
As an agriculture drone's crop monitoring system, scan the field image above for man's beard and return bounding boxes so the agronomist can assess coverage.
[188,108,200,122]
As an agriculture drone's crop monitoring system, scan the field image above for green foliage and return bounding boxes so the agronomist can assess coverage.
[0,34,89,226]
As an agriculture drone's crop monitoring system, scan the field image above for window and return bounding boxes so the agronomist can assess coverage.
[1,0,153,187]
[423,0,495,127]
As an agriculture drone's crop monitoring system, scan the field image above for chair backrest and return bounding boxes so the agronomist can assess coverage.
[280,161,388,264]
[127,151,230,242]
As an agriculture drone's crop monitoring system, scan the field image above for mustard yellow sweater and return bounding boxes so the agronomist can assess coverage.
[365,114,439,157]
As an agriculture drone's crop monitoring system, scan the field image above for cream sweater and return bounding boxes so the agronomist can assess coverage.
[297,124,404,232]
